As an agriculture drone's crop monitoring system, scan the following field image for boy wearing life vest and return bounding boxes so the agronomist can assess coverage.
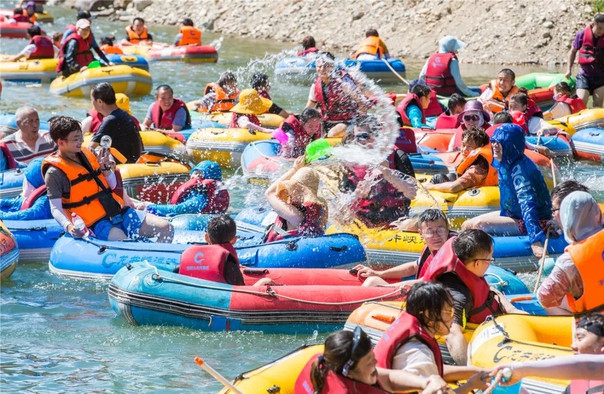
[173,18,201,46]
[191,71,239,113]
[351,29,390,60]
[56,19,109,78]
[421,229,522,365]
[9,24,55,62]
[42,116,173,242]
[434,93,466,129]
[122,17,152,46]
[142,84,191,132]
[425,127,497,193]
[566,13,604,108]
[544,82,587,120]
[479,68,519,113]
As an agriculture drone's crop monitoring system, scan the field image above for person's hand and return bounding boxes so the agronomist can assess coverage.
[254,277,276,286]
[564,70,572,80]
[66,223,87,238]
[79,66,88,72]
[421,375,453,394]
[97,148,115,171]
[463,370,491,391]
[490,364,521,386]
[353,264,379,278]
[531,241,544,259]
[108,61,114,66]
[293,155,305,170]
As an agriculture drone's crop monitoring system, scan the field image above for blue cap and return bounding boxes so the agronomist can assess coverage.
[191,160,222,180]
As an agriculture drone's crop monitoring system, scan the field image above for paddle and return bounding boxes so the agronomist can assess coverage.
[533,157,557,293]
[194,357,243,394]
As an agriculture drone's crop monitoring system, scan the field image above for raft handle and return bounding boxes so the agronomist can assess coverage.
[285,241,298,251]
[267,385,281,394]
[97,246,107,254]
[329,245,348,252]
[242,268,269,276]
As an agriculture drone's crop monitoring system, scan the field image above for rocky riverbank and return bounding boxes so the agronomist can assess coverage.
[53,0,596,66]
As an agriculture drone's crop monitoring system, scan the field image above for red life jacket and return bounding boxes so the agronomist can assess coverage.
[294,354,388,394]
[178,243,238,283]
[417,232,456,279]
[567,380,604,394]
[29,35,54,59]
[149,97,191,130]
[556,94,586,114]
[425,89,444,117]
[228,113,260,128]
[281,115,319,158]
[12,14,29,22]
[422,237,501,324]
[397,93,425,127]
[424,53,457,96]
[392,127,418,154]
[297,47,318,57]
[89,109,104,133]
[313,72,359,122]
[373,311,444,376]
[435,112,460,129]
[511,102,542,135]
[265,202,325,242]
[578,24,604,66]
[169,177,229,214]
[56,32,94,73]
[0,142,19,170]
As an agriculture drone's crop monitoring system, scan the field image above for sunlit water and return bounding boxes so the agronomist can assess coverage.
[1,5,603,392]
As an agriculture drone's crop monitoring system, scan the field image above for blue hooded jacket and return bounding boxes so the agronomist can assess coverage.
[0,157,52,221]
[491,124,551,244]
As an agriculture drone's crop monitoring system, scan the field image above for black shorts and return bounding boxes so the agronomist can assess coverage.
[575,72,604,93]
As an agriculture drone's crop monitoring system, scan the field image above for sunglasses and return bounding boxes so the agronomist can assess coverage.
[342,326,362,377]
[463,114,480,121]
[355,132,372,141]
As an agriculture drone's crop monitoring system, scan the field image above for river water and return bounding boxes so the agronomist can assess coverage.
[1,5,603,393]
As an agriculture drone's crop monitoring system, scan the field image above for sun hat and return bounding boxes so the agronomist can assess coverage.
[231,89,272,115]
[457,100,491,124]
[276,167,322,204]
[438,36,466,53]
[75,18,91,29]
[115,93,131,115]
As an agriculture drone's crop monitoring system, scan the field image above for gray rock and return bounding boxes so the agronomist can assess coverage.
[352,11,364,20]
[542,21,554,29]
[133,0,152,11]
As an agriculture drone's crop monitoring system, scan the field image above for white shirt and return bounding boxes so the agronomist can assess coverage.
[391,338,440,377]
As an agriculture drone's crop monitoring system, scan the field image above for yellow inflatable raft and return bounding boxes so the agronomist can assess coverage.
[0,220,18,280]
[206,112,285,129]
[34,11,54,23]
[548,108,604,135]
[186,127,272,168]
[118,161,190,203]
[0,56,57,83]
[139,131,186,157]
[49,65,152,97]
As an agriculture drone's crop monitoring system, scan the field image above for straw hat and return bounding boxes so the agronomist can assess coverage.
[115,93,131,115]
[276,167,322,204]
[231,89,272,115]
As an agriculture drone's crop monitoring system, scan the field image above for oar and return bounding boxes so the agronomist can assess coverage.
[194,357,243,394]
[533,232,551,294]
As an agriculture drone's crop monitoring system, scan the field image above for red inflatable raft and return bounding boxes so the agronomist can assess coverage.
[147,45,218,63]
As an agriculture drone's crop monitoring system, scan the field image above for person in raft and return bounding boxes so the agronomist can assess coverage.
[421,229,525,365]
[178,214,273,286]
[507,92,557,135]
[396,83,433,128]
[173,18,201,46]
[419,35,480,97]
[250,73,291,118]
[354,209,453,287]
[142,84,192,132]
[298,35,319,57]
[543,81,586,120]
[228,89,275,135]
[1,105,56,166]
[145,160,229,217]
[350,28,390,60]
[276,107,323,159]
[462,124,552,259]
[447,100,491,151]
[9,25,55,61]
[478,68,519,113]
[99,36,123,55]
[191,71,239,113]
[122,17,152,46]
[565,13,604,108]
[536,191,604,316]
[425,127,498,193]
[264,156,328,242]
[82,92,141,134]
[56,18,110,78]
[42,116,173,242]
[434,93,466,129]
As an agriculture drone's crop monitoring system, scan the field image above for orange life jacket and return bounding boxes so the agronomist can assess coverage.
[178,243,238,283]
[125,25,150,44]
[565,228,604,314]
[177,26,201,46]
[100,44,123,54]
[201,83,238,113]
[351,36,386,59]
[41,148,124,228]
[456,144,498,187]
[486,80,519,113]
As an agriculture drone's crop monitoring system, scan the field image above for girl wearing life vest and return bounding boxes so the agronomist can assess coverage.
[8,24,54,61]
[426,127,498,193]
[448,100,491,151]
[191,71,239,113]
[250,73,291,118]
[537,191,604,315]
[228,89,274,135]
[277,107,323,159]
[508,92,556,135]
[396,83,433,128]
[174,18,201,46]
[298,35,318,57]
[264,158,328,242]
[544,81,587,120]
[479,68,520,113]
[145,161,229,217]
[435,94,466,129]
[351,29,390,60]
[123,17,152,45]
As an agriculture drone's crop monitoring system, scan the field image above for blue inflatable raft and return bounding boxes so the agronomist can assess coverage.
[572,127,604,163]
[106,54,149,71]
[0,168,24,199]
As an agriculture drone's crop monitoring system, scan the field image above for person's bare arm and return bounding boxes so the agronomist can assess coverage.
[142,118,153,130]
[353,261,418,280]
[446,323,468,365]
[565,47,578,79]
[379,165,417,199]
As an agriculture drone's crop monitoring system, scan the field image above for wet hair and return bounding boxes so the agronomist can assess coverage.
[411,83,431,99]
[49,116,82,142]
[448,93,467,112]
[577,314,604,337]
[550,180,590,201]
[300,107,322,124]
[100,36,115,46]
[250,73,269,90]
[498,68,516,81]
[509,93,528,108]
[493,110,513,124]
[595,13,604,24]
[462,127,490,147]
[417,209,448,229]
[302,35,316,50]
[13,7,24,15]
[77,10,91,20]
[554,81,572,95]
[206,214,236,244]
[453,229,493,264]
[218,71,237,87]
[155,84,174,96]
[27,25,42,37]
[182,18,194,26]
[133,17,145,25]
[406,282,454,331]
[91,82,116,105]
[365,29,379,37]
[311,329,373,392]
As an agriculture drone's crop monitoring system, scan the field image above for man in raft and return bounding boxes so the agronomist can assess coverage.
[122,17,152,46]
[478,68,519,113]
[190,71,239,113]
[350,29,390,60]
[8,24,55,61]
[42,116,173,242]
[174,18,201,46]
[56,19,110,78]
[1,106,56,166]
[142,84,191,132]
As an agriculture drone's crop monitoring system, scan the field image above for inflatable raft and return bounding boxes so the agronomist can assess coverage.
[49,231,367,280]
[516,73,574,90]
[343,58,407,83]
[118,161,190,203]
[146,45,218,63]
[0,168,24,199]
[49,65,152,97]
[105,53,149,71]
[108,261,404,333]
[549,108,604,135]
[139,131,186,156]
[0,21,30,38]
[0,57,57,83]
[2,218,61,263]
[188,111,285,129]
[0,221,18,280]
[572,127,604,163]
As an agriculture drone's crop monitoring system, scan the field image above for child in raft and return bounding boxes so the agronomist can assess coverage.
[543,81,587,120]
[434,93,466,129]
[396,83,433,128]
[276,107,323,159]
[250,73,291,118]
[228,89,274,135]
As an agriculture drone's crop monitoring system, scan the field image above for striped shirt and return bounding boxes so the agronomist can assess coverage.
[1,131,57,165]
